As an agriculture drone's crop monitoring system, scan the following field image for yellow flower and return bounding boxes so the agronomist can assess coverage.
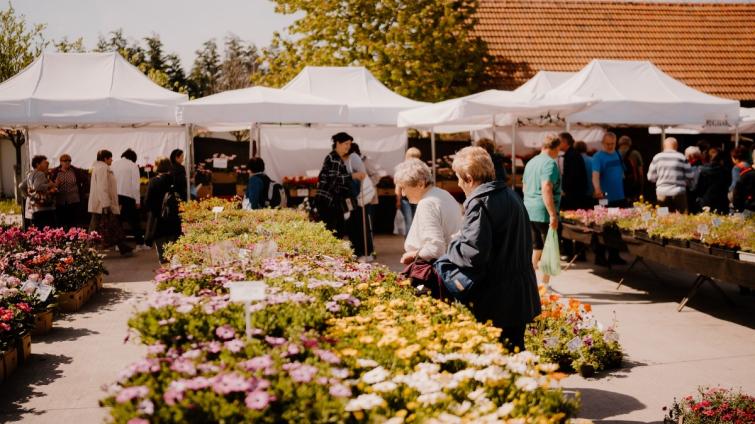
[340,348,358,357]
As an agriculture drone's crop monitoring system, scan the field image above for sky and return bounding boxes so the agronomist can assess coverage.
[10,0,297,70]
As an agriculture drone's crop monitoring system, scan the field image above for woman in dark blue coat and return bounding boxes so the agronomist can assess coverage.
[444,146,541,352]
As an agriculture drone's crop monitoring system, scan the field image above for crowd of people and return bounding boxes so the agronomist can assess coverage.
[19,149,187,263]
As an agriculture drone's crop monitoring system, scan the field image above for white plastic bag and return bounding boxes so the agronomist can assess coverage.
[393,209,407,235]
[357,177,377,207]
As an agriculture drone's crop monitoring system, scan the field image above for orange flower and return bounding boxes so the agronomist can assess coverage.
[549,294,560,302]
[583,303,592,313]
[569,299,580,311]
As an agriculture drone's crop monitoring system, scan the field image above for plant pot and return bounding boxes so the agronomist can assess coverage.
[95,274,104,291]
[710,246,739,260]
[636,231,664,246]
[578,364,595,378]
[2,347,18,379]
[665,238,689,248]
[58,279,96,313]
[16,333,31,365]
[32,309,54,336]
[738,251,755,263]
[688,240,710,255]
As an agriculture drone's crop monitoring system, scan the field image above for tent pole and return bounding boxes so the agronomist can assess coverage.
[734,129,740,148]
[185,124,192,200]
[661,127,666,149]
[492,115,496,144]
[430,130,437,182]
[511,123,517,189]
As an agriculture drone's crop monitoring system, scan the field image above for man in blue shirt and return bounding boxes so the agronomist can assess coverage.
[245,157,269,209]
[591,132,627,266]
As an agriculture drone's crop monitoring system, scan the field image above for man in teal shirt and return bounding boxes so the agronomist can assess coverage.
[523,134,561,286]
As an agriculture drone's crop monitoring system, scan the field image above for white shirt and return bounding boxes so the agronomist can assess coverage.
[111,158,141,204]
[404,187,463,260]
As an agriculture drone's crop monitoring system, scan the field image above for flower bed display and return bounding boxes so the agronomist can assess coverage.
[664,387,755,423]
[103,199,583,423]
[526,288,623,377]
[0,227,107,294]
[1,274,36,381]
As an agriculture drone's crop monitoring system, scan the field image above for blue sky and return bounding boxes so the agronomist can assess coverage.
[10,0,296,69]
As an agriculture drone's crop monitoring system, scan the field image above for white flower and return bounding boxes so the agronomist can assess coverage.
[361,366,390,384]
[138,399,155,415]
[515,376,538,392]
[384,418,404,424]
[473,366,509,383]
[357,358,378,368]
[467,388,487,402]
[417,391,448,405]
[430,413,462,424]
[451,400,472,415]
[344,393,385,411]
[372,381,398,392]
[496,402,514,417]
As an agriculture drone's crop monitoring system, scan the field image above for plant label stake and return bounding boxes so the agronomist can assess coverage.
[212,206,224,220]
[657,207,669,217]
[228,281,267,338]
[598,198,608,207]
[697,224,709,243]
[642,212,651,224]
[712,218,722,228]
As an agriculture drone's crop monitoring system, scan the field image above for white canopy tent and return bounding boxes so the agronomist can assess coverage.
[0,52,190,194]
[547,59,741,127]
[648,108,755,146]
[513,71,575,96]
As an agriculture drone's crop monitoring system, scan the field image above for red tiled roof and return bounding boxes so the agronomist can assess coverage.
[475,0,755,100]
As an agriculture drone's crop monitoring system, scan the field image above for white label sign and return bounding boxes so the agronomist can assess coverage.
[607,207,620,216]
[212,206,224,214]
[36,283,54,302]
[712,218,722,228]
[213,158,228,169]
[657,207,669,217]
[599,198,609,207]
[296,188,309,197]
[566,336,582,352]
[228,281,267,303]
[697,224,709,236]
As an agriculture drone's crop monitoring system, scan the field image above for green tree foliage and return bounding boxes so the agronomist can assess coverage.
[218,34,259,92]
[0,2,47,83]
[254,0,494,101]
[189,39,221,98]
[54,36,85,53]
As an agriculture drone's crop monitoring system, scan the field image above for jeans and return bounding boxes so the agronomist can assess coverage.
[400,198,414,232]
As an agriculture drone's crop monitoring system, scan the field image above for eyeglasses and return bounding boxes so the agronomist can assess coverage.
[61,159,71,162]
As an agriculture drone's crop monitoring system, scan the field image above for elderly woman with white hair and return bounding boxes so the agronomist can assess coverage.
[436,146,541,352]
[394,159,462,266]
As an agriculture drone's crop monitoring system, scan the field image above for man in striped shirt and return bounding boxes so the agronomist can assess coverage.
[647,137,694,213]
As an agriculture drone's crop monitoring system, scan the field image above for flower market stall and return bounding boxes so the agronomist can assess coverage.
[102,199,624,422]
[560,206,755,311]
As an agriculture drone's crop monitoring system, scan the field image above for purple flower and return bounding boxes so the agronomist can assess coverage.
[583,335,594,347]
[314,349,341,364]
[265,336,287,346]
[239,355,274,372]
[329,384,352,397]
[245,390,272,410]
[212,373,252,395]
[284,363,318,383]
[170,358,197,376]
[115,385,149,403]
[325,301,341,313]
[146,343,166,355]
[225,339,245,353]
[215,325,236,340]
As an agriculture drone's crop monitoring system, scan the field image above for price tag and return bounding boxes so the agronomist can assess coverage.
[657,207,669,217]
[697,224,709,236]
[21,280,37,294]
[607,207,620,215]
[212,158,228,169]
[642,212,652,222]
[296,188,309,197]
[544,336,559,348]
[35,283,53,302]
[228,281,267,303]
[712,218,722,228]
[211,206,224,214]
[238,248,250,260]
[566,336,582,352]
[599,198,608,207]
[593,205,604,211]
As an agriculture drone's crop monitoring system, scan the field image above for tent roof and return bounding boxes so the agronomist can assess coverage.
[513,71,574,96]
[0,52,187,126]
[178,86,348,130]
[547,59,740,126]
[283,66,427,125]
[397,89,594,133]
[650,107,755,135]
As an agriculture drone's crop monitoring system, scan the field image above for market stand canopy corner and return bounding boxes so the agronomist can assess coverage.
[546,59,741,126]
[0,52,189,169]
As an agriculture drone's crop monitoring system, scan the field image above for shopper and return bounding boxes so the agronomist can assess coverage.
[315,132,360,239]
[112,149,146,250]
[732,150,755,213]
[647,137,693,213]
[574,141,594,204]
[475,138,508,182]
[145,157,182,263]
[618,135,644,202]
[695,148,730,214]
[591,132,626,265]
[89,150,133,256]
[341,142,373,260]
[523,134,561,286]
[50,154,89,229]
[685,146,704,213]
[558,132,587,211]
[730,147,752,203]
[170,149,188,202]
[244,157,268,210]
[20,155,57,229]
[396,147,423,233]
[441,146,540,352]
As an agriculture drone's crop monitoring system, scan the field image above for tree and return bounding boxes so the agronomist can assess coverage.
[54,36,85,53]
[0,2,47,83]
[189,39,221,98]
[218,34,259,92]
[254,0,494,102]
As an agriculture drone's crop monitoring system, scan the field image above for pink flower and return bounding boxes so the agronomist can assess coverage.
[265,336,286,346]
[225,339,245,353]
[211,373,252,395]
[115,385,149,403]
[314,349,341,364]
[239,355,273,372]
[245,390,272,410]
[170,358,197,376]
[127,419,149,424]
[283,362,318,383]
[329,384,351,397]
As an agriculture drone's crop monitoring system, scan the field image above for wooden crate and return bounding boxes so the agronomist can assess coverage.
[2,348,18,381]
[58,279,96,313]
[32,309,54,336]
[17,333,31,365]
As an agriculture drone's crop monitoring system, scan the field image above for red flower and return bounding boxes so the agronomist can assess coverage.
[16,302,31,313]
[0,322,10,332]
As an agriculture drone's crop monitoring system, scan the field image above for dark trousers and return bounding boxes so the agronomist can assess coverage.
[56,203,79,230]
[348,206,374,257]
[500,324,526,353]
[119,195,144,244]
[31,210,56,229]
[89,213,132,254]
[594,199,628,263]
[155,235,179,263]
[317,200,346,238]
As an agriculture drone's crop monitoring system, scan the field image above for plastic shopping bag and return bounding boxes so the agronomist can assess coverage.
[539,227,561,276]
[393,209,407,235]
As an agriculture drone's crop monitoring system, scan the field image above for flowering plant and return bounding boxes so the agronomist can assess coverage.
[664,387,755,423]
[0,275,35,351]
[526,288,623,375]
[282,176,319,189]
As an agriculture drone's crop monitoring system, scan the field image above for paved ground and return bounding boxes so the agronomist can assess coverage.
[0,248,160,423]
[376,234,755,423]
[2,235,754,423]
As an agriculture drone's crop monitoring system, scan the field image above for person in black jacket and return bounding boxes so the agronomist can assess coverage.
[315,133,362,238]
[732,150,755,213]
[444,146,541,352]
[145,158,182,263]
[557,132,589,259]
[170,149,188,202]
[696,148,730,214]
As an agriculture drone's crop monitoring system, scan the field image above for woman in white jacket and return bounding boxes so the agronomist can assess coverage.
[89,150,133,256]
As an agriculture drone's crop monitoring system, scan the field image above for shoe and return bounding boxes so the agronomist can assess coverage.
[608,256,627,266]
[135,244,151,252]
[357,255,375,263]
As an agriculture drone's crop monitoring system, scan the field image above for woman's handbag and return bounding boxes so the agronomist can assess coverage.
[400,258,444,299]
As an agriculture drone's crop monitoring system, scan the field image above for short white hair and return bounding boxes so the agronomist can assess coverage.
[394,158,433,188]
[684,146,702,159]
